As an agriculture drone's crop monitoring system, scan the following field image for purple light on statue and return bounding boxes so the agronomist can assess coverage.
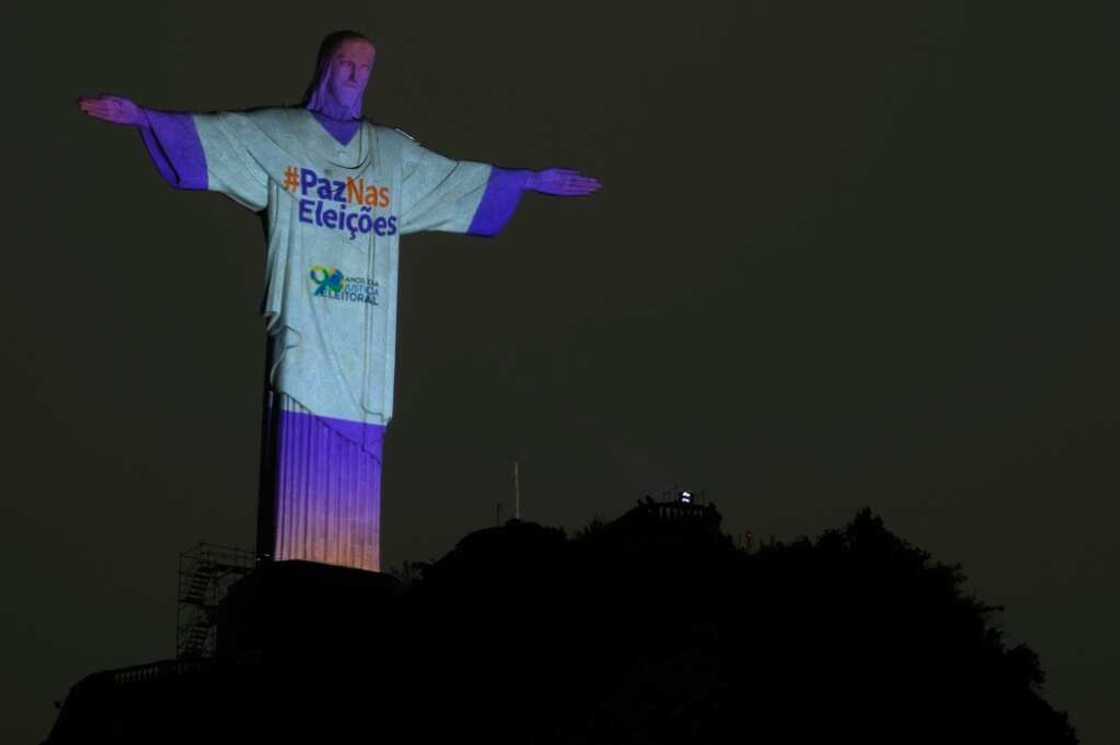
[78,30,602,573]
[270,397,385,570]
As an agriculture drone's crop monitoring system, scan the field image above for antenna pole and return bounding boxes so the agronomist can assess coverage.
[513,460,521,520]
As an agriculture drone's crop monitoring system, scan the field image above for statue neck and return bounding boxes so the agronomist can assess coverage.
[308,94,360,121]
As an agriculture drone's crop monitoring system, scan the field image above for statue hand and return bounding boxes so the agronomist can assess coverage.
[525,168,602,197]
[77,94,146,127]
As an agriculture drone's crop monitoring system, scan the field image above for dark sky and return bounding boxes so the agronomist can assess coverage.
[3,1,1115,742]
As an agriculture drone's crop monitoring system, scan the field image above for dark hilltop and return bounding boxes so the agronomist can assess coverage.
[46,498,1077,744]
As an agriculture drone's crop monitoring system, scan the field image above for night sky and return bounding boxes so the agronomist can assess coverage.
[3,2,1116,742]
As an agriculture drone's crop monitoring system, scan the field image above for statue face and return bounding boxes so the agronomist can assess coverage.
[326,39,376,109]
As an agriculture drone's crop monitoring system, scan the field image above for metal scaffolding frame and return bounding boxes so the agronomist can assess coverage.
[176,542,256,659]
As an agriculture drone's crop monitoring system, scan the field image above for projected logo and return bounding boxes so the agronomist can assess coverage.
[309,265,380,306]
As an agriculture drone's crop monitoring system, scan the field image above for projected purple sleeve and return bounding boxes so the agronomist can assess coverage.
[468,167,529,237]
[137,110,208,190]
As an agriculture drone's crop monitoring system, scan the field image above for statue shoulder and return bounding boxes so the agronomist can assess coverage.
[391,126,419,142]
[205,106,300,134]
[369,123,420,144]
[249,106,305,130]
[371,124,434,167]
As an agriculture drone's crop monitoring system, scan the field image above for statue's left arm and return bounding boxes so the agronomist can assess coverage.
[398,136,600,238]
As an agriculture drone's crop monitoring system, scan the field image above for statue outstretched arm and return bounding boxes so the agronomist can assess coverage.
[466,167,601,238]
[78,94,268,210]
[396,135,601,239]
[79,94,206,189]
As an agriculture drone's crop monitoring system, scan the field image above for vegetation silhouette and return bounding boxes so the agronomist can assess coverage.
[47,504,1077,744]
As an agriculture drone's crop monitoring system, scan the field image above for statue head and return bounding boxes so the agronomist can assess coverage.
[303,30,376,120]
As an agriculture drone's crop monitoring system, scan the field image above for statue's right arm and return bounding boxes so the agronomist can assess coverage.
[77,94,144,125]
[78,94,207,190]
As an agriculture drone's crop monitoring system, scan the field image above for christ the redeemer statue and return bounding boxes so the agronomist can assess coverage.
[79,30,600,572]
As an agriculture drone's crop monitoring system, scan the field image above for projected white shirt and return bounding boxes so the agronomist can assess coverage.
[193,107,492,425]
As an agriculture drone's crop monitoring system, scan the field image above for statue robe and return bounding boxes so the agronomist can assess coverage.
[139,107,526,571]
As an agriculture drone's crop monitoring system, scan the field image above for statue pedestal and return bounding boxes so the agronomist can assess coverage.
[215,560,400,662]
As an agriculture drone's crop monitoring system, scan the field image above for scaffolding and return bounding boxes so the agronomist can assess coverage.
[176,542,257,659]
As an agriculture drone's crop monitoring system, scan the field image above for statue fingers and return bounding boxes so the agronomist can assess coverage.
[79,101,113,117]
[80,100,131,124]
[559,185,596,196]
[566,177,601,193]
